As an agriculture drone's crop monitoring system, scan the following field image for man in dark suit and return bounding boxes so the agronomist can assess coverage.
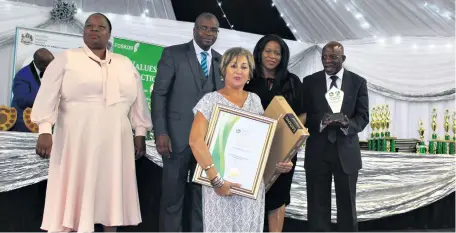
[11,48,54,132]
[301,41,369,231]
[151,13,223,232]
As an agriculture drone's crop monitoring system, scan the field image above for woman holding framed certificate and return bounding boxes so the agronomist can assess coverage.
[189,47,292,232]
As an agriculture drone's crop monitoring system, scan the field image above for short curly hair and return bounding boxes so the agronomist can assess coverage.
[220,47,255,80]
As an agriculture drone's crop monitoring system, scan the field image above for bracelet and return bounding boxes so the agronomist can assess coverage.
[210,173,224,188]
[203,163,215,171]
[211,174,223,188]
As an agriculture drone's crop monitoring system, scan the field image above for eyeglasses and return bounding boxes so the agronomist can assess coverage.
[196,26,219,35]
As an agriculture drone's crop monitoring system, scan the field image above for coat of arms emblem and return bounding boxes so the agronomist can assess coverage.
[20,33,33,45]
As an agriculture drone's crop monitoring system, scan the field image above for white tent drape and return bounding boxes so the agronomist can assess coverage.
[273,0,456,142]
[288,39,455,142]
[341,37,455,97]
[6,0,176,19]
[0,1,311,110]
[0,0,454,142]
[273,0,455,43]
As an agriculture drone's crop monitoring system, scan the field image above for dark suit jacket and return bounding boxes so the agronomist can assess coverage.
[151,40,223,154]
[10,62,41,132]
[302,69,369,174]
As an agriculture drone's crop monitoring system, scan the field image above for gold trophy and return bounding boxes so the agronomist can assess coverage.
[374,105,381,151]
[384,104,396,152]
[453,111,456,138]
[379,105,386,137]
[385,105,391,136]
[378,105,386,151]
[444,110,450,139]
[417,120,427,154]
[418,120,425,141]
[442,110,451,154]
[374,105,382,151]
[369,106,377,150]
[431,108,438,139]
[451,111,456,154]
[429,108,438,154]
[370,106,376,134]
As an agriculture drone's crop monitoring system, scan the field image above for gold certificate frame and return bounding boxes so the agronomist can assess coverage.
[192,104,277,200]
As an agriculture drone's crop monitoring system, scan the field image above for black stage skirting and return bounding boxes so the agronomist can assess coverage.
[0,157,454,232]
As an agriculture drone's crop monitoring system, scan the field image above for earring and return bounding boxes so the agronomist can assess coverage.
[247,79,250,84]
[221,76,224,81]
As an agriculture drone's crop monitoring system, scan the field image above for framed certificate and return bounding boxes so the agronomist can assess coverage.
[192,104,277,200]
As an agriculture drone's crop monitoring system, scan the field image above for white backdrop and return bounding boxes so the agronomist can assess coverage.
[0,1,454,143]
[273,0,455,43]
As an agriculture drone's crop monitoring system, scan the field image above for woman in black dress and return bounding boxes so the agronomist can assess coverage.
[244,34,304,232]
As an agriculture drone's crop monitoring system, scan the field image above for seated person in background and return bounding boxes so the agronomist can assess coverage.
[10,48,54,132]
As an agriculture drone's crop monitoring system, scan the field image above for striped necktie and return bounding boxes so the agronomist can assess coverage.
[200,51,208,77]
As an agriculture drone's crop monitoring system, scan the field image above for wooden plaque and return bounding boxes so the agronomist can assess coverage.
[23,107,39,133]
[0,105,17,131]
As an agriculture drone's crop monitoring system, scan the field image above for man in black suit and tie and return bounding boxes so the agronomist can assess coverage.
[301,41,369,231]
[151,13,223,232]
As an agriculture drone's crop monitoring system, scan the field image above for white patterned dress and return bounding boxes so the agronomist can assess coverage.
[193,91,266,232]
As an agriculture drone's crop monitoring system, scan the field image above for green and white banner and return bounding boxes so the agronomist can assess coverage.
[112,37,164,111]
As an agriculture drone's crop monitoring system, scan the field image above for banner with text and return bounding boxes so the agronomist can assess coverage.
[11,27,83,100]
[112,37,164,111]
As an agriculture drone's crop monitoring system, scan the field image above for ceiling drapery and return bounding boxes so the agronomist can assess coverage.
[274,0,455,43]
[5,0,176,20]
[0,0,454,141]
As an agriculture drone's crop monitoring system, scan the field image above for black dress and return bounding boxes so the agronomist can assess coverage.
[244,72,304,211]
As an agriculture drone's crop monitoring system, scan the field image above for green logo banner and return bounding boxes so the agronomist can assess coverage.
[112,37,164,111]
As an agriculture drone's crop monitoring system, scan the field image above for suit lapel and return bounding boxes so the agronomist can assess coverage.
[29,62,41,86]
[211,52,223,89]
[317,71,332,113]
[340,69,351,113]
[186,41,204,93]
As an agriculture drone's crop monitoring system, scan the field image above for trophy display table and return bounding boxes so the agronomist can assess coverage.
[367,106,456,155]
[364,138,421,153]
[0,131,454,231]
[415,108,456,155]
[427,137,455,154]
[367,105,399,152]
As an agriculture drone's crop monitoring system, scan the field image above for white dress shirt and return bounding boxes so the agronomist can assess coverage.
[326,67,344,90]
[320,67,349,135]
[33,61,41,78]
[193,40,212,74]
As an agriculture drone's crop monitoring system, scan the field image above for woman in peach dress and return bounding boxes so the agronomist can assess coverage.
[31,13,152,232]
